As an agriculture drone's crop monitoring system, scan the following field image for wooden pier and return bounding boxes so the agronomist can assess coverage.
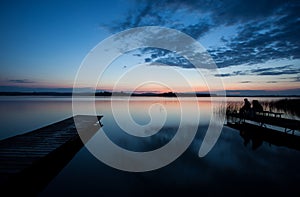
[0,115,102,195]
[226,111,300,134]
[226,111,300,150]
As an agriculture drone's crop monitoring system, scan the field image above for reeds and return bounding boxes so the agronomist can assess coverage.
[222,98,300,118]
[269,99,300,117]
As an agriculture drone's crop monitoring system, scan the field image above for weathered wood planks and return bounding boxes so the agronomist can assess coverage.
[0,115,102,195]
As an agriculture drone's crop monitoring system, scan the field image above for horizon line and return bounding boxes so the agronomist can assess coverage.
[0,91,299,97]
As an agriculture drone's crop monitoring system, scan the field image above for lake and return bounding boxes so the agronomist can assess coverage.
[0,96,299,196]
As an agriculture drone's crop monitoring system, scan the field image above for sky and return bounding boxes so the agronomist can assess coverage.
[0,0,299,95]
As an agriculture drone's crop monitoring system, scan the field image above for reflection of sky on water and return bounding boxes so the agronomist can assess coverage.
[91,98,209,152]
[0,97,299,195]
[0,98,73,140]
[41,125,300,196]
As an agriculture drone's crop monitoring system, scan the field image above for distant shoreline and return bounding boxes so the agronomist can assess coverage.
[0,92,299,97]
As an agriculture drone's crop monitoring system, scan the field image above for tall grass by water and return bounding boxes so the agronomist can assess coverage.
[223,98,300,119]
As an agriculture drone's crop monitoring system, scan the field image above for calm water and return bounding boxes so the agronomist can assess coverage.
[0,96,299,196]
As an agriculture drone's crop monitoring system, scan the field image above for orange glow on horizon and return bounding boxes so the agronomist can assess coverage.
[3,81,298,93]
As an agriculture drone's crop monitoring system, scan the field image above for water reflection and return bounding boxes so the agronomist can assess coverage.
[0,97,300,195]
[41,125,300,196]
[0,98,72,140]
[92,98,209,153]
[236,124,300,151]
[46,98,300,195]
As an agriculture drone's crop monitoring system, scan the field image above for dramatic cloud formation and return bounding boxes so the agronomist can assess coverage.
[210,7,300,67]
[107,0,300,69]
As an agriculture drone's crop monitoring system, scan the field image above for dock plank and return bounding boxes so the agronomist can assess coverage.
[0,115,102,195]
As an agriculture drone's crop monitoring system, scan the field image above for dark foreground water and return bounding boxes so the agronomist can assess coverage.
[0,96,299,196]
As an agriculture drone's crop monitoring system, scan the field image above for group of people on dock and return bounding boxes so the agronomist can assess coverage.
[240,98,263,117]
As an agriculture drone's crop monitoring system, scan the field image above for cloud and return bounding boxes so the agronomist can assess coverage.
[240,81,251,83]
[256,66,300,76]
[210,10,300,67]
[249,65,299,76]
[0,86,95,93]
[146,55,194,69]
[226,88,300,96]
[251,67,278,73]
[110,0,293,35]
[181,22,212,39]
[8,79,35,83]
[293,76,300,82]
[227,18,298,69]
[108,0,300,72]
[258,70,299,76]
[214,65,299,77]
[214,73,232,77]
[106,0,300,70]
[279,76,300,82]
[214,69,249,77]
[140,48,197,69]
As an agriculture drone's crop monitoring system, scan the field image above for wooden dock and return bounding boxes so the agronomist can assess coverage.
[226,111,300,134]
[0,115,102,195]
[226,110,300,150]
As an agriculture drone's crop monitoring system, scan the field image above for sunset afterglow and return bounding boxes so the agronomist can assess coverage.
[0,1,299,95]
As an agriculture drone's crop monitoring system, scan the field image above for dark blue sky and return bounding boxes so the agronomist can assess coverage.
[0,0,299,94]
[0,0,129,88]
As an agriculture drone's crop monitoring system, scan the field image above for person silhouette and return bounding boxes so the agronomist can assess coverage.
[240,98,251,115]
[252,100,263,113]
